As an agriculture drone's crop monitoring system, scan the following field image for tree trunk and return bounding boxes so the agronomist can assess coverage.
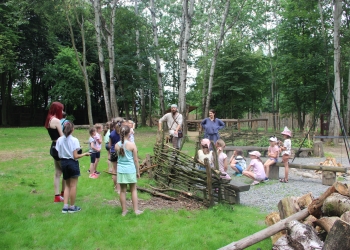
[65,8,93,126]
[92,0,112,121]
[0,72,10,125]
[204,0,230,117]
[329,0,342,145]
[135,0,145,126]
[322,193,350,217]
[318,0,330,92]
[323,219,350,250]
[150,0,165,115]
[201,0,214,119]
[101,0,119,118]
[178,0,195,140]
[347,55,350,134]
[273,220,323,250]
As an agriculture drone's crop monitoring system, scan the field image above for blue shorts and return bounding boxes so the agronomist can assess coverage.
[235,164,243,174]
[61,159,80,180]
[269,157,278,163]
[90,152,101,163]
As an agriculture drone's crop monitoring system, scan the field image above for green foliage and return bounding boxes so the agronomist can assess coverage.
[255,135,271,147]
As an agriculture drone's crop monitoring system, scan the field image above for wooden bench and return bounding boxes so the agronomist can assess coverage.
[269,163,347,186]
[224,146,318,159]
[224,180,251,204]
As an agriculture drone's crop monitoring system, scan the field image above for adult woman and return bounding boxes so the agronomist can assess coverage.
[44,102,65,202]
[200,109,225,143]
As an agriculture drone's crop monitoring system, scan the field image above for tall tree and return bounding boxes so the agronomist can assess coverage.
[150,0,165,115]
[329,0,342,144]
[91,0,112,121]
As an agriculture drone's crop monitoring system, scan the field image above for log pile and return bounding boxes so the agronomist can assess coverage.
[220,182,350,250]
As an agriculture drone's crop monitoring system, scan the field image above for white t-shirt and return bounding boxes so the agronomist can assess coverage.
[197,150,213,167]
[281,139,292,155]
[56,135,80,160]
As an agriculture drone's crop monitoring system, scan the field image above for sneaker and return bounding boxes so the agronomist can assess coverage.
[251,181,260,186]
[54,195,64,202]
[87,170,90,173]
[135,210,144,215]
[94,171,101,175]
[68,206,81,213]
[264,177,269,182]
[236,174,243,177]
[89,173,98,179]
[62,207,69,214]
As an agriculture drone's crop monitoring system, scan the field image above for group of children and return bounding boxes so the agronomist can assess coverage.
[55,117,142,216]
[196,126,292,186]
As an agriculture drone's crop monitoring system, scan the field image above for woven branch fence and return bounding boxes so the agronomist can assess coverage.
[150,131,238,207]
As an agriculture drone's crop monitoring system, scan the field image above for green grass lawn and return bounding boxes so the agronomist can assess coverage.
[0,127,272,249]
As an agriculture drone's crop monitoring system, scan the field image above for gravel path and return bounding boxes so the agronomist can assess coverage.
[228,155,350,214]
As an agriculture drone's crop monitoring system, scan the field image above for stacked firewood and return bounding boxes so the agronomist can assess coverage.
[220,182,350,250]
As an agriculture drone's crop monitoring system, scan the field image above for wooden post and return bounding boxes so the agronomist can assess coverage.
[313,141,324,157]
[205,158,214,207]
[146,154,153,178]
[269,163,279,180]
[322,171,336,186]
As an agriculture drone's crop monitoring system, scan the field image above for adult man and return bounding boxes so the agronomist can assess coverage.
[158,104,183,149]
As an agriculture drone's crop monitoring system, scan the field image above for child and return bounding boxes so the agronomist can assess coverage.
[88,128,101,179]
[109,117,124,193]
[279,127,292,183]
[215,139,231,180]
[263,136,279,181]
[196,138,213,170]
[60,111,69,132]
[104,122,112,172]
[93,123,103,174]
[55,122,90,213]
[115,125,143,216]
[242,151,266,185]
[229,149,246,177]
[127,120,135,142]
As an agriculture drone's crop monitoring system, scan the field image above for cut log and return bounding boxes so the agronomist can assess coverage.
[219,208,309,250]
[265,212,285,244]
[136,186,178,201]
[308,185,336,218]
[303,215,317,227]
[333,182,350,197]
[323,220,350,250]
[297,192,313,209]
[340,211,350,223]
[273,220,323,250]
[322,193,350,216]
[313,216,340,233]
[278,196,300,219]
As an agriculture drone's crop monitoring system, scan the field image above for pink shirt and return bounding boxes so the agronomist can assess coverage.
[268,145,279,159]
[249,159,266,181]
[218,152,231,180]
[94,133,102,150]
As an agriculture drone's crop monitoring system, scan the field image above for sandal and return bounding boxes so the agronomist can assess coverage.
[279,178,288,183]
[122,210,129,217]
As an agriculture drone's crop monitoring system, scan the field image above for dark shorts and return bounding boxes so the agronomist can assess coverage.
[50,142,60,161]
[105,143,110,151]
[90,152,101,163]
[110,152,118,162]
[61,159,80,180]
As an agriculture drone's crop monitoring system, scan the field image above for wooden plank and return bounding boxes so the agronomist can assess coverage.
[228,180,251,192]
[275,163,347,173]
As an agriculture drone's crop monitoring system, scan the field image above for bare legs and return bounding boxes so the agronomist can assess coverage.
[63,177,78,206]
[112,161,120,193]
[54,160,65,195]
[281,154,289,181]
[263,159,275,178]
[119,183,142,216]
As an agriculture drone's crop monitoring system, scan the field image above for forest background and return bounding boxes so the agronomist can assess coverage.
[1,0,350,140]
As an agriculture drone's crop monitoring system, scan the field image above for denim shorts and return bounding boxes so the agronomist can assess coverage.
[269,157,278,163]
[61,159,80,180]
[235,164,243,174]
[90,152,101,163]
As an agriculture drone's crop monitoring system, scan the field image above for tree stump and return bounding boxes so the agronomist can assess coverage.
[313,216,340,233]
[297,192,313,209]
[323,220,350,250]
[322,171,336,186]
